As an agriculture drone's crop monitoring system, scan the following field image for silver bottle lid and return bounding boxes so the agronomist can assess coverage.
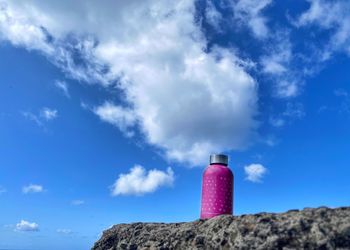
[210,154,228,165]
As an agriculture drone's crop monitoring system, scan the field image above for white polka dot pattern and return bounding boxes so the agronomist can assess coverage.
[200,164,233,219]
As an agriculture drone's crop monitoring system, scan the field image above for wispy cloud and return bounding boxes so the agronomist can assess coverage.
[244,163,267,183]
[111,165,174,196]
[205,1,223,31]
[22,107,58,127]
[232,0,272,39]
[0,186,6,194]
[283,102,305,119]
[269,117,286,128]
[295,0,350,59]
[22,111,43,127]
[57,228,73,234]
[334,88,349,97]
[269,102,305,129]
[22,184,44,194]
[334,88,350,114]
[71,200,85,206]
[54,80,70,98]
[260,31,301,98]
[15,220,39,232]
[40,108,58,121]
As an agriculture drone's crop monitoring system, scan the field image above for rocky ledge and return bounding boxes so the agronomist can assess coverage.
[92,206,350,250]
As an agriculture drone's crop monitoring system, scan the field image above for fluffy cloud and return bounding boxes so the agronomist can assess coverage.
[111,165,174,196]
[94,102,136,137]
[0,0,259,166]
[90,2,258,165]
[15,220,39,232]
[0,1,259,166]
[22,184,44,194]
[244,163,267,182]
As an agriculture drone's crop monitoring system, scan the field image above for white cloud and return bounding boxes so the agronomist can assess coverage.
[0,186,6,194]
[0,1,258,166]
[15,220,39,232]
[260,31,301,98]
[276,80,299,98]
[296,0,350,57]
[40,107,57,121]
[22,184,44,194]
[111,165,174,196]
[54,80,69,97]
[205,1,223,30]
[23,107,58,127]
[232,0,272,39]
[71,200,84,206]
[94,102,136,137]
[244,163,267,182]
[260,34,291,76]
[22,111,43,127]
[0,3,53,53]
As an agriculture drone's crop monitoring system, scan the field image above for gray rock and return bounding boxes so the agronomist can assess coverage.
[92,206,350,250]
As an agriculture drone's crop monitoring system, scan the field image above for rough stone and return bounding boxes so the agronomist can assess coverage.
[92,206,350,250]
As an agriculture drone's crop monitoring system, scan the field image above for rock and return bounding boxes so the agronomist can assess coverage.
[92,206,350,250]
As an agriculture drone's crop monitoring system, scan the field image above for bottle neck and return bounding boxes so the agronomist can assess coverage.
[210,163,228,167]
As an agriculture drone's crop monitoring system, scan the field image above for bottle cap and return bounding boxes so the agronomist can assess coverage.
[209,154,228,165]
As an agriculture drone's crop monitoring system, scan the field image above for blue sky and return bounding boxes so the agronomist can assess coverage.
[1,0,350,249]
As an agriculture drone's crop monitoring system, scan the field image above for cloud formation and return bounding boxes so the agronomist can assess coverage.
[296,0,350,58]
[22,107,58,127]
[94,102,136,137]
[0,1,259,166]
[3,0,348,166]
[260,31,301,98]
[232,0,272,39]
[54,80,70,98]
[40,108,58,121]
[111,165,174,196]
[205,1,223,30]
[244,163,267,183]
[15,220,39,232]
[22,184,44,194]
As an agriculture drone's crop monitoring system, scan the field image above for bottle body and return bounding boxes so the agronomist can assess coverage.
[200,163,233,219]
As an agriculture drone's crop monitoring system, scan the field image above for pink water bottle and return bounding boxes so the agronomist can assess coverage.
[200,154,233,219]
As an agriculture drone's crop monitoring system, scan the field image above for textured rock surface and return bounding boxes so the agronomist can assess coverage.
[92,207,350,250]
